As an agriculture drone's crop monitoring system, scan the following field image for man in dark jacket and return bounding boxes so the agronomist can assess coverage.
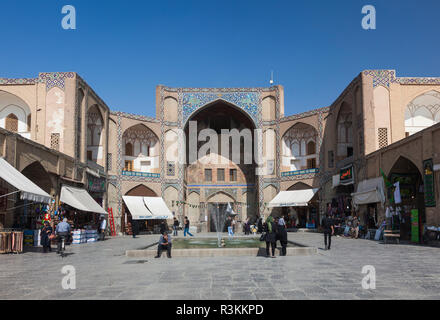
[276,217,288,256]
[322,213,335,250]
[131,220,139,238]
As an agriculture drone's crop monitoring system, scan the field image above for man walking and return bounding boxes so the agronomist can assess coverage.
[277,216,288,256]
[183,216,193,237]
[55,218,71,254]
[99,216,107,241]
[322,213,334,250]
[155,231,172,258]
[173,217,179,236]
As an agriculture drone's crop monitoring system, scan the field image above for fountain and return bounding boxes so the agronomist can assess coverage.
[125,202,318,257]
[211,202,228,248]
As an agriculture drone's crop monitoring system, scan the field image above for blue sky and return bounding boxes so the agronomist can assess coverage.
[1,0,440,117]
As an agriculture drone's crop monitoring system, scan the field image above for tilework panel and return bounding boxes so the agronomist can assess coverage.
[0,78,37,85]
[182,92,259,125]
[39,72,75,91]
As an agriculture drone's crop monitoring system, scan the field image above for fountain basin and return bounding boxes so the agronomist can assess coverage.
[126,237,317,258]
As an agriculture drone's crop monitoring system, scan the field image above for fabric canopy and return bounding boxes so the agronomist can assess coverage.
[123,196,173,220]
[143,197,173,220]
[351,177,385,206]
[60,185,107,214]
[0,157,51,204]
[268,189,319,207]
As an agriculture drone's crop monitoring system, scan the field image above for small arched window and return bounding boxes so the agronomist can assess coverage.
[5,113,18,132]
[307,141,316,155]
[125,143,133,156]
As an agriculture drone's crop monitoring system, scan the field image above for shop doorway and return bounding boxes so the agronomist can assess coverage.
[123,184,158,234]
[388,156,424,242]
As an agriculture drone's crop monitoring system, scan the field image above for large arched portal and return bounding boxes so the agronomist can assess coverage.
[388,156,424,241]
[184,101,257,231]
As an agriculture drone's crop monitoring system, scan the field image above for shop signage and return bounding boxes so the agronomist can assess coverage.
[411,209,419,243]
[340,165,354,185]
[423,159,436,207]
[87,174,106,193]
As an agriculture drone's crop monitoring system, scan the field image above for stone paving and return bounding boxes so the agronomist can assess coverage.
[0,232,439,300]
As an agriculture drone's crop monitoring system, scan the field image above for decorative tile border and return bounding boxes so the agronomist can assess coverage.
[0,78,37,85]
[122,171,160,178]
[40,72,75,91]
[182,91,259,126]
[112,111,159,123]
[281,168,319,177]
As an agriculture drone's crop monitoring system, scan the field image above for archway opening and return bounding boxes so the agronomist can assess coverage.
[282,122,318,172]
[184,100,257,231]
[123,185,159,234]
[15,162,53,228]
[388,156,424,241]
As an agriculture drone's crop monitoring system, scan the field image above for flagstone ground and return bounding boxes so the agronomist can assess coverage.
[0,232,439,300]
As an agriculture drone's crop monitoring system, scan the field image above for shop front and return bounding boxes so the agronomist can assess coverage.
[0,158,52,253]
[268,188,319,229]
[58,185,108,244]
[122,196,173,234]
[351,176,386,237]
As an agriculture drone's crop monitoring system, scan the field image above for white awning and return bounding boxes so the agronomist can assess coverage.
[351,177,385,206]
[60,185,107,214]
[123,196,173,220]
[268,189,319,207]
[0,157,51,204]
[143,197,173,220]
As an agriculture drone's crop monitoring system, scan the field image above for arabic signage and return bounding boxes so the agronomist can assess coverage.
[411,209,419,243]
[423,159,436,207]
[340,165,354,185]
[87,174,106,193]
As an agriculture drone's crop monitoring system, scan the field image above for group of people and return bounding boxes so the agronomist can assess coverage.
[40,216,108,254]
[262,215,288,258]
[40,218,72,254]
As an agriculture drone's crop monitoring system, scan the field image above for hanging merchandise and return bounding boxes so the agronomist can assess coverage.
[394,181,402,204]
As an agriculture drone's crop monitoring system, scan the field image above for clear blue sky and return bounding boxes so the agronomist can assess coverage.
[1,0,439,117]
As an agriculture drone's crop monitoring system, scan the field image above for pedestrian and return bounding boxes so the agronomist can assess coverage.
[160,220,167,234]
[264,216,278,258]
[183,216,194,237]
[173,217,179,236]
[228,217,235,238]
[352,215,360,239]
[277,216,288,256]
[244,217,250,235]
[41,221,53,253]
[98,216,107,241]
[321,213,335,250]
[257,216,263,234]
[132,220,139,238]
[55,218,71,254]
[155,231,172,258]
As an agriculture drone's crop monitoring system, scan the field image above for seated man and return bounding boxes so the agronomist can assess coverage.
[155,231,172,258]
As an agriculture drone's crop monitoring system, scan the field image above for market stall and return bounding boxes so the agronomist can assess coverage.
[0,158,52,253]
[58,185,107,244]
[268,189,319,229]
[122,196,173,234]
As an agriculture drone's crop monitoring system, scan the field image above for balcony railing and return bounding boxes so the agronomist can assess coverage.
[122,170,160,178]
[281,168,319,177]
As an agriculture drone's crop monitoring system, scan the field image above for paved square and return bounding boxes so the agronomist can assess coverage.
[1,233,439,300]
